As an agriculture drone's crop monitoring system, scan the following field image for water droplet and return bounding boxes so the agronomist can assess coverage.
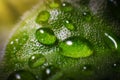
[59,37,93,58]
[82,64,93,71]
[104,33,120,51]
[35,28,57,45]
[10,41,14,45]
[83,66,87,70]
[61,2,73,12]
[42,65,59,80]
[64,20,74,30]
[28,54,46,68]
[15,39,19,42]
[104,33,117,49]
[36,11,50,24]
[83,12,92,21]
[112,61,120,72]
[7,70,36,80]
[113,63,117,67]
[48,0,61,8]
[83,12,87,16]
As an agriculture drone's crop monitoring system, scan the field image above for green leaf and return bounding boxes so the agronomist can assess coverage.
[1,0,120,80]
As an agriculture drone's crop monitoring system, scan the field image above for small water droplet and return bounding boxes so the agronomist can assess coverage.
[83,12,87,16]
[42,65,59,80]
[83,12,92,21]
[28,54,46,68]
[36,11,50,24]
[35,28,57,45]
[64,20,74,30]
[10,41,14,45]
[48,0,61,8]
[13,47,16,50]
[82,66,88,72]
[7,70,36,80]
[15,39,19,42]
[83,66,87,70]
[61,2,73,12]
[112,61,120,73]
[59,37,93,58]
[104,33,120,51]
[113,63,117,67]
[46,68,51,75]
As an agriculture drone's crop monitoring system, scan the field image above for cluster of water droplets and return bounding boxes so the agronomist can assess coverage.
[8,1,94,80]
[34,0,94,59]
[7,0,120,80]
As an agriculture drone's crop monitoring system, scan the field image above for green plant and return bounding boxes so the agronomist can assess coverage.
[1,0,120,80]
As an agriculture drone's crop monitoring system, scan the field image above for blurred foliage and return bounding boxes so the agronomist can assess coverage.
[0,0,41,53]
[0,0,40,27]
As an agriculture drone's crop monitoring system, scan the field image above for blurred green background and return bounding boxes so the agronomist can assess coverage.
[0,0,41,56]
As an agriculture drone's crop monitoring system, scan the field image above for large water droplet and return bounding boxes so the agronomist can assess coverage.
[42,65,59,80]
[104,33,120,51]
[28,54,46,68]
[59,37,93,58]
[64,20,74,30]
[35,28,57,45]
[61,2,73,12]
[7,70,36,80]
[36,11,50,24]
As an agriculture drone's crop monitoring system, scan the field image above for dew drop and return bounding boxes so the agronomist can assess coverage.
[104,33,117,49]
[7,70,36,80]
[113,63,119,69]
[83,12,92,21]
[112,61,120,72]
[83,66,87,70]
[35,28,57,45]
[15,39,19,42]
[36,11,50,24]
[42,65,59,80]
[83,12,87,16]
[61,2,73,12]
[113,63,117,67]
[10,41,14,45]
[104,33,120,51]
[64,20,74,30]
[48,0,61,8]
[82,65,93,71]
[28,54,46,68]
[59,37,93,58]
